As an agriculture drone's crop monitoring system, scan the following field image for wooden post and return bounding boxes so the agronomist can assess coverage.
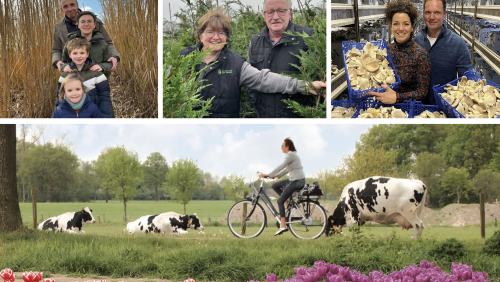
[241,191,248,235]
[32,188,37,229]
[48,213,50,218]
[103,214,106,223]
[98,216,101,225]
[495,218,497,227]
[480,193,485,239]
[208,214,211,224]
[128,214,131,222]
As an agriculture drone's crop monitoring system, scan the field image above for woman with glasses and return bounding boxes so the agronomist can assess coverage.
[179,8,325,118]
[366,0,430,104]
[61,11,112,73]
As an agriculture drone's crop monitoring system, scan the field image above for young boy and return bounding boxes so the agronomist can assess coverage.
[56,37,112,118]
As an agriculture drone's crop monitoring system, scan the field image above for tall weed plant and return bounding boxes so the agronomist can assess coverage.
[99,0,158,118]
[0,0,60,118]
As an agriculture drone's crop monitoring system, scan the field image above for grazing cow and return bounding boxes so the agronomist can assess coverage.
[125,212,204,235]
[326,177,427,238]
[38,207,95,234]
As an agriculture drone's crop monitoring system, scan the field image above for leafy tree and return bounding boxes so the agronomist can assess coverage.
[412,152,447,208]
[341,146,399,184]
[464,125,500,177]
[223,173,248,202]
[76,161,99,202]
[441,167,473,205]
[473,169,500,203]
[19,142,79,202]
[98,145,142,221]
[144,152,169,201]
[282,6,326,118]
[164,32,214,118]
[437,125,473,168]
[0,125,22,232]
[315,169,334,202]
[165,158,202,214]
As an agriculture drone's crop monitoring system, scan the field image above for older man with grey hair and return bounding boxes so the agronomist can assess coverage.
[247,0,315,118]
[52,0,120,72]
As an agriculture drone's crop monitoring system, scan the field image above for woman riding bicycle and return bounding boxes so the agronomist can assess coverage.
[259,137,305,236]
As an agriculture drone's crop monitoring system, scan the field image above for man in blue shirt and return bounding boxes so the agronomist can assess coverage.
[414,0,472,105]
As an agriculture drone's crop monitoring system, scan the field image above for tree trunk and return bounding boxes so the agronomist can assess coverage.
[156,187,158,201]
[123,197,127,222]
[0,125,22,232]
[184,203,186,215]
[105,188,109,203]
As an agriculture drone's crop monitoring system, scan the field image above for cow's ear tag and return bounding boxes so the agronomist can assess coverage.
[188,219,192,226]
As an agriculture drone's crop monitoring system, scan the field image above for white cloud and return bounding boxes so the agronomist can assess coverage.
[81,5,92,11]
[15,124,371,182]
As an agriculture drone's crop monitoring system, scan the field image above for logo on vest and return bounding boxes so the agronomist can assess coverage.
[218,69,233,75]
[284,41,300,46]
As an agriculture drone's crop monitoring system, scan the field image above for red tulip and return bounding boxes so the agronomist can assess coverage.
[43,279,54,282]
[0,268,15,282]
[22,272,42,282]
[184,279,196,282]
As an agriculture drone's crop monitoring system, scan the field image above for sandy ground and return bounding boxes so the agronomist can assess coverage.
[422,203,500,227]
[13,273,173,282]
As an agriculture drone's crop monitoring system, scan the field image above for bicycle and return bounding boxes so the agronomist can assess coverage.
[227,172,328,239]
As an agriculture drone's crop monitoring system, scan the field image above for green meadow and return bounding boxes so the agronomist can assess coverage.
[2,201,499,282]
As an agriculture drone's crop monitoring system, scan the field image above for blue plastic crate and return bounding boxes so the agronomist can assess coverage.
[331,100,360,118]
[342,39,402,102]
[432,69,500,118]
[412,101,448,118]
[352,100,412,118]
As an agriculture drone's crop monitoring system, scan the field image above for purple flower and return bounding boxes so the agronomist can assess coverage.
[266,274,277,282]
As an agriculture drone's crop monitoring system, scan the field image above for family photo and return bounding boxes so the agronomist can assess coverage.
[331,0,500,119]
[164,0,327,118]
[0,0,157,118]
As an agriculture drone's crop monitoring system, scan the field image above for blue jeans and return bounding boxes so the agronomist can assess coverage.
[272,178,306,217]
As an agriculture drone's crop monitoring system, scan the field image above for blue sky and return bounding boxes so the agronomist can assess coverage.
[17,124,372,181]
[78,0,102,17]
[164,0,325,23]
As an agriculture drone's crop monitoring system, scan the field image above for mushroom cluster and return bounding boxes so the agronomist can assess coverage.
[345,42,396,91]
[332,64,339,77]
[356,106,408,118]
[439,76,500,118]
[331,105,356,118]
[414,110,447,118]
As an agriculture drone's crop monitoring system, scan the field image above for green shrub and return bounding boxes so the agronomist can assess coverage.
[483,230,500,256]
[428,238,466,261]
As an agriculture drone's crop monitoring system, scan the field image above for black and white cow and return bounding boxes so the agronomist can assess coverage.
[326,177,427,239]
[125,212,204,235]
[38,207,95,234]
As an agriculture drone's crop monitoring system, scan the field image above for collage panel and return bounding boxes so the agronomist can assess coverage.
[2,124,500,282]
[331,0,500,119]
[0,0,158,119]
[163,0,327,118]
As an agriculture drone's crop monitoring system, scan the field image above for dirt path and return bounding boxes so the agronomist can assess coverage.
[13,273,174,282]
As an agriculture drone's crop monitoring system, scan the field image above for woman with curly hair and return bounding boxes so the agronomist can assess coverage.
[367,0,431,104]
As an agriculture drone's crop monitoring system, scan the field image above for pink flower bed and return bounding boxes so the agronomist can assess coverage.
[248,261,489,282]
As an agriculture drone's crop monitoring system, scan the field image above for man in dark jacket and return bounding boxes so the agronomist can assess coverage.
[248,0,315,118]
[52,0,120,72]
[414,0,472,105]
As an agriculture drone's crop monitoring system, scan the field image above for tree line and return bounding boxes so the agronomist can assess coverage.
[314,125,500,209]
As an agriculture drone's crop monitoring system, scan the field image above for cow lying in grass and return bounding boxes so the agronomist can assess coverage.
[38,207,95,234]
[326,177,427,239]
[125,212,204,235]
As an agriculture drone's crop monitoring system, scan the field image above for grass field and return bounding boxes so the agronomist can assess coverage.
[6,201,500,282]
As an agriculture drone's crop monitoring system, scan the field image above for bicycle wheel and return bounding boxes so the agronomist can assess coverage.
[227,200,267,238]
[288,200,327,239]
